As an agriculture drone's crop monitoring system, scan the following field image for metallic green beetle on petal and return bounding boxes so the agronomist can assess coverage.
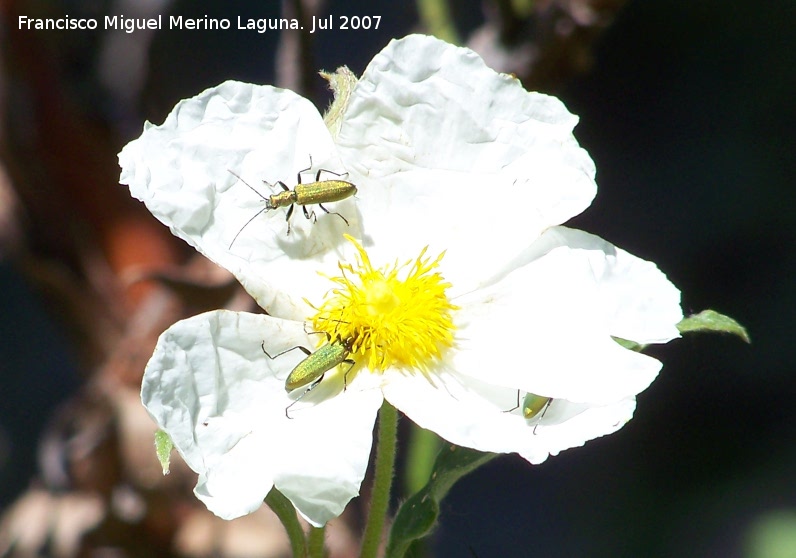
[522,393,552,419]
[262,334,356,418]
[229,156,357,246]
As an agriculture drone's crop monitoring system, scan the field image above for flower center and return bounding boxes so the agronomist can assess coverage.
[312,235,457,372]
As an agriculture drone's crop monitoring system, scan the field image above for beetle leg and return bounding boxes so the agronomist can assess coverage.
[318,203,350,226]
[285,375,325,419]
[284,204,295,234]
[297,156,313,185]
[261,342,312,360]
[342,359,356,391]
[302,205,317,223]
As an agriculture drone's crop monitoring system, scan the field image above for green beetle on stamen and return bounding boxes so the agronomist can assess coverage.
[229,155,357,246]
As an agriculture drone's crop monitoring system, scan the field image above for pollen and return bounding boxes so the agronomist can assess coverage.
[312,235,457,373]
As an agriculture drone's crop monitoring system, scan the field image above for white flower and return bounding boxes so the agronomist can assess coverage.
[119,35,682,526]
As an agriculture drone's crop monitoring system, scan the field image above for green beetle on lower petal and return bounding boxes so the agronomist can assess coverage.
[522,393,552,420]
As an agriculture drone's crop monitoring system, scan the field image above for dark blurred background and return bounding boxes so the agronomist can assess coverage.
[0,1,792,557]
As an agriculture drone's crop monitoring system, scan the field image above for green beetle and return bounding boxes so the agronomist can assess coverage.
[521,393,552,420]
[262,334,356,418]
[505,391,553,434]
[229,156,356,245]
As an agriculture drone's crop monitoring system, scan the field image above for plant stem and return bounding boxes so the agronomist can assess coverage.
[308,526,327,558]
[360,400,399,558]
[404,425,442,496]
[265,487,307,557]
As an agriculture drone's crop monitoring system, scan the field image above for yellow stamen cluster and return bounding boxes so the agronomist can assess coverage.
[312,235,457,373]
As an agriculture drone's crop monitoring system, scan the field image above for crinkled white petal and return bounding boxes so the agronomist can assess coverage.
[343,168,594,294]
[487,226,683,342]
[382,368,635,464]
[141,310,382,525]
[524,397,636,462]
[272,372,382,526]
[119,81,361,320]
[538,227,682,343]
[337,34,596,274]
[451,237,672,404]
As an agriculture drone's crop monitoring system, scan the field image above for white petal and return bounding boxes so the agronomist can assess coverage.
[273,383,382,526]
[142,310,382,524]
[337,35,596,271]
[452,243,664,404]
[498,226,683,342]
[524,397,636,463]
[546,227,682,343]
[383,371,520,454]
[344,168,592,294]
[193,421,275,519]
[119,81,361,319]
[382,369,635,463]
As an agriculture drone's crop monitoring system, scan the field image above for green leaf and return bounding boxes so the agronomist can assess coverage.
[154,429,174,475]
[677,309,751,343]
[385,445,496,558]
[612,336,646,352]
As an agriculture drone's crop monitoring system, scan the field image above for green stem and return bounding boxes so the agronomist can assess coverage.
[265,487,307,557]
[308,526,327,558]
[404,425,442,496]
[360,400,399,558]
[417,0,459,44]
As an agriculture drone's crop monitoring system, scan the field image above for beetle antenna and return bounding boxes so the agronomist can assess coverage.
[228,169,277,248]
[228,169,270,202]
[229,207,269,248]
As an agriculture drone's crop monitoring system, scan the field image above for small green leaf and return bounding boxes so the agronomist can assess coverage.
[154,429,174,475]
[677,309,751,343]
[386,445,496,558]
[319,66,358,139]
[613,336,646,352]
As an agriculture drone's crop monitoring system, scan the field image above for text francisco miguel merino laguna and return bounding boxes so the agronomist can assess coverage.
[18,15,348,34]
